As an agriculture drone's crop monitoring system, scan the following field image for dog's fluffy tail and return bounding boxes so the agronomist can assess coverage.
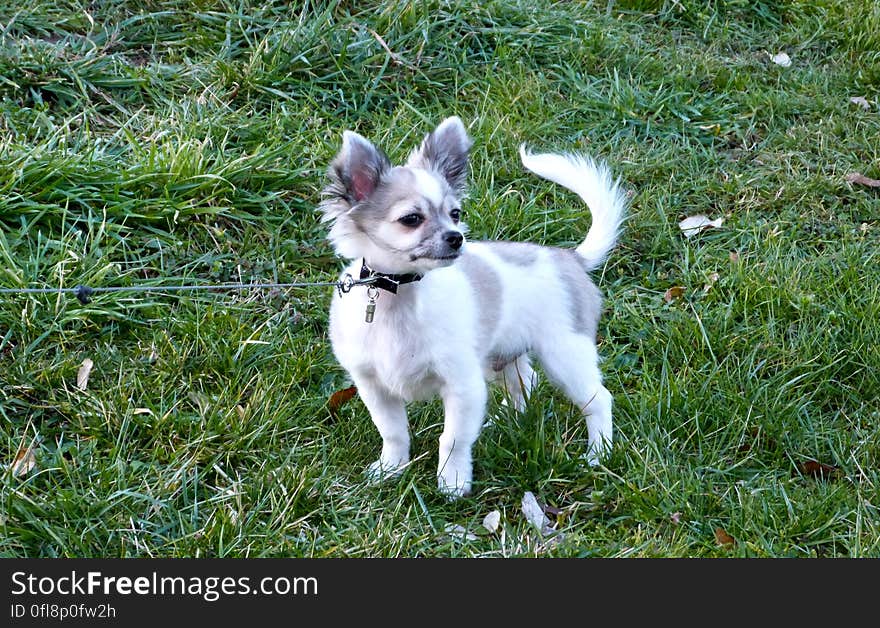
[519,145,626,271]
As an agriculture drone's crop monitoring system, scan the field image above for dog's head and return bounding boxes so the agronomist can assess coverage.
[320,117,472,274]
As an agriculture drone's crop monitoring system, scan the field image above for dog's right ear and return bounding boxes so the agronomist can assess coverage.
[320,131,391,221]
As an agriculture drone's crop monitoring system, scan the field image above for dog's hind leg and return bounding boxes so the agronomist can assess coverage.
[500,354,537,413]
[535,333,613,465]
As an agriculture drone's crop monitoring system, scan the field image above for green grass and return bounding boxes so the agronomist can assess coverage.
[1,0,879,557]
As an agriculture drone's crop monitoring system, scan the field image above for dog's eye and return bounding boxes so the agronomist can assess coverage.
[450,209,462,223]
[398,214,424,227]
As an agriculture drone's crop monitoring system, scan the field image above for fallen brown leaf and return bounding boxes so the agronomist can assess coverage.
[664,286,686,303]
[703,272,720,293]
[328,386,358,417]
[845,172,880,188]
[714,527,736,547]
[542,503,563,517]
[10,440,37,478]
[797,460,841,480]
[76,358,94,390]
[738,427,778,454]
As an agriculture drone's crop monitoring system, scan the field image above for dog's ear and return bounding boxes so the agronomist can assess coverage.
[321,130,391,221]
[407,116,472,195]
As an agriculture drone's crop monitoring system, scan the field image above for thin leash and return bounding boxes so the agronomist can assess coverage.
[0,275,379,305]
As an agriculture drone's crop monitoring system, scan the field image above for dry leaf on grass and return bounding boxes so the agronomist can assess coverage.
[714,527,736,547]
[770,52,791,67]
[797,460,841,480]
[845,172,880,188]
[542,503,563,517]
[703,272,721,293]
[444,523,478,542]
[664,286,686,303]
[482,510,501,533]
[849,96,871,110]
[76,358,94,390]
[10,440,37,478]
[729,251,740,263]
[521,491,556,537]
[738,427,778,454]
[670,512,682,524]
[522,492,566,551]
[521,491,549,532]
[133,408,153,416]
[328,386,358,417]
[679,215,724,238]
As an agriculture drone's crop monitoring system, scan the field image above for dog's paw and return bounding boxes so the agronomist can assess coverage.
[582,441,610,467]
[437,466,472,500]
[438,477,471,500]
[365,458,408,484]
[582,451,602,467]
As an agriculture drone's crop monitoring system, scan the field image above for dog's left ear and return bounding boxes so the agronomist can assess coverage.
[407,116,473,195]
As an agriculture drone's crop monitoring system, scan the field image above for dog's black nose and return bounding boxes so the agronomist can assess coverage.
[444,231,464,250]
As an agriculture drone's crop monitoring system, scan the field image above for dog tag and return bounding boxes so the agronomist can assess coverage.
[365,286,379,323]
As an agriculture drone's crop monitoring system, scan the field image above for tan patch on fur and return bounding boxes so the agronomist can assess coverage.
[485,241,540,266]
[550,249,603,338]
[458,251,502,344]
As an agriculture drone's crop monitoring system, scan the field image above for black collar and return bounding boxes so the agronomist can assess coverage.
[360,259,423,294]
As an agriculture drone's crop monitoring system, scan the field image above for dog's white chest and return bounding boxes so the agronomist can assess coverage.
[329,290,442,400]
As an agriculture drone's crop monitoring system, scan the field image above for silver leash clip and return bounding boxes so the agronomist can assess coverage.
[337,274,355,296]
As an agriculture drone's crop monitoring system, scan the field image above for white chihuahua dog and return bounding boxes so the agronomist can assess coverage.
[320,117,626,498]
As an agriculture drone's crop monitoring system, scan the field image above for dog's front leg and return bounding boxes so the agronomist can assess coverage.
[438,377,488,498]
[353,374,410,482]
